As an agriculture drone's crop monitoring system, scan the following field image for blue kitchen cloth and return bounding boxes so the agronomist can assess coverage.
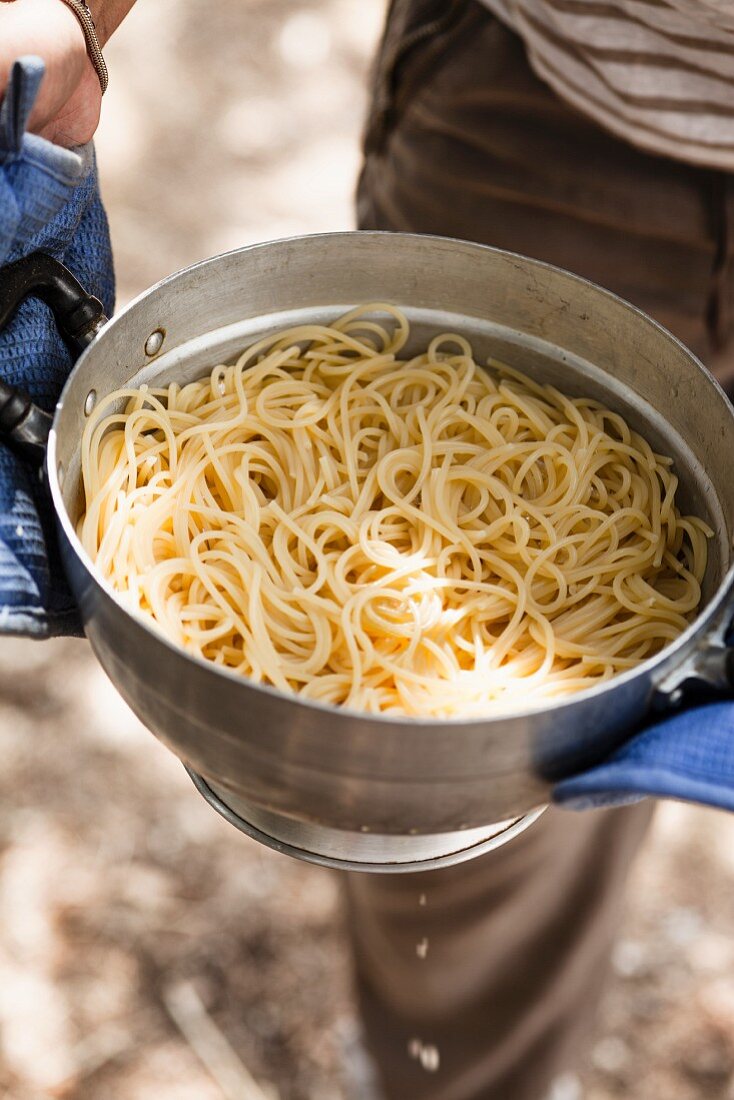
[0,56,115,637]
[554,700,734,813]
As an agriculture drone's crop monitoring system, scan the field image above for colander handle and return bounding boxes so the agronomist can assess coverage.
[0,381,52,466]
[0,251,108,464]
[0,252,107,346]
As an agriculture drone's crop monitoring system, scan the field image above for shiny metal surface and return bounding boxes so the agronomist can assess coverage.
[187,768,547,872]
[144,328,165,357]
[80,316,108,347]
[45,233,734,869]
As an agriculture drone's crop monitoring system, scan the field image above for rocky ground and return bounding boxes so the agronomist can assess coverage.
[1,1,732,1096]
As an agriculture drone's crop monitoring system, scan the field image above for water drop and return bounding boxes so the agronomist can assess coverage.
[420,1045,440,1072]
[407,1038,440,1073]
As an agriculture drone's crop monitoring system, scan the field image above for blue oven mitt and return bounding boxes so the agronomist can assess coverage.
[0,57,115,637]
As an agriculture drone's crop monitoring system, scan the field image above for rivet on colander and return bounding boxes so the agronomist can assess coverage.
[144,329,165,357]
[84,389,97,416]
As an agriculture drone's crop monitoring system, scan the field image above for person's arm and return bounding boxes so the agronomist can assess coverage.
[0,0,137,147]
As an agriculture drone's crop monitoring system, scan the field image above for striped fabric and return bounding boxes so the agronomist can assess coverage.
[480,0,734,167]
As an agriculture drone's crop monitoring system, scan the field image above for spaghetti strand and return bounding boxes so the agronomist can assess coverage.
[78,305,711,717]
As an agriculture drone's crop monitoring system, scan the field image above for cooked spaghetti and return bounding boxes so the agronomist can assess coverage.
[78,304,711,717]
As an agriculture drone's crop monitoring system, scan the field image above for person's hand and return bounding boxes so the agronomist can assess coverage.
[0,0,102,147]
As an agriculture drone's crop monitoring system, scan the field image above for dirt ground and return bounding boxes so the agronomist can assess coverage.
[1,2,733,1097]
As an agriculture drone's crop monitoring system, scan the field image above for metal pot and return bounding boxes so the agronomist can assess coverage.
[1,232,733,872]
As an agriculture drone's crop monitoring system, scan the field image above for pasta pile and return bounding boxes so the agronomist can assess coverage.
[79,304,711,717]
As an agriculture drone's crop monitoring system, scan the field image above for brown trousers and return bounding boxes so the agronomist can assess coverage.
[343,4,734,1099]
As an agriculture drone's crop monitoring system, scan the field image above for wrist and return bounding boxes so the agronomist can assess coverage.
[85,0,109,46]
[88,0,136,46]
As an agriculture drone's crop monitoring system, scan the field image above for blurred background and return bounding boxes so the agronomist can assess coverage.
[1,1,734,1097]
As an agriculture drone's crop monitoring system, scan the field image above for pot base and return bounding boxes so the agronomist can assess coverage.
[186,768,547,873]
